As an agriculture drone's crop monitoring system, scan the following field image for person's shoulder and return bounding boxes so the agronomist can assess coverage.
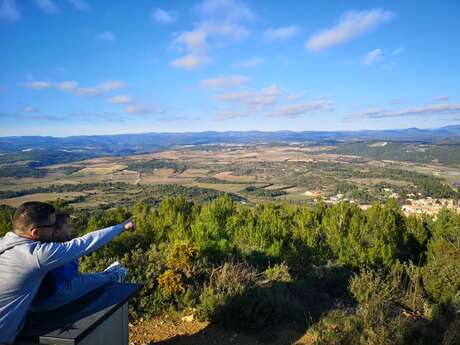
[0,232,36,253]
[33,240,67,256]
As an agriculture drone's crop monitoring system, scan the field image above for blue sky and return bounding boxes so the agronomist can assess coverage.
[0,0,459,136]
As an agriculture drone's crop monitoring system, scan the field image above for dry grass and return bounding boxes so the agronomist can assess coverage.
[179,169,209,178]
[75,164,127,175]
[213,171,256,182]
[153,168,176,177]
[189,182,252,194]
[139,177,193,185]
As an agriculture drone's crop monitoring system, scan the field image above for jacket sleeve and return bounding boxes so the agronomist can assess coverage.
[35,224,125,271]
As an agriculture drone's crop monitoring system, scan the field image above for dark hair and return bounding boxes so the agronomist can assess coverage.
[56,213,70,228]
[13,202,56,233]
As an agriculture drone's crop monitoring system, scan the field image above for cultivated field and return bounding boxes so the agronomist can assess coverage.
[1,143,459,213]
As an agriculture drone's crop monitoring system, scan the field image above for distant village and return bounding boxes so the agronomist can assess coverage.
[400,197,460,216]
[321,189,460,216]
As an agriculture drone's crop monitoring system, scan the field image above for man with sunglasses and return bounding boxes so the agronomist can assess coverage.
[0,201,136,345]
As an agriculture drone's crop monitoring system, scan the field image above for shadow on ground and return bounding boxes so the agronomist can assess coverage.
[151,266,353,345]
[152,322,306,345]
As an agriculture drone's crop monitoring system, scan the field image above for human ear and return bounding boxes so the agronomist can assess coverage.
[30,228,40,240]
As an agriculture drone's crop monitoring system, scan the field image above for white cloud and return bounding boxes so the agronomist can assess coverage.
[23,80,126,96]
[73,81,126,96]
[69,111,122,121]
[196,0,254,22]
[96,31,116,42]
[34,0,58,14]
[4,112,64,122]
[170,30,208,70]
[173,30,208,52]
[22,81,52,90]
[215,85,281,108]
[234,57,264,68]
[268,100,334,117]
[152,8,177,24]
[353,103,460,118]
[68,0,90,12]
[306,9,393,52]
[171,54,209,70]
[213,86,334,120]
[361,48,384,65]
[433,95,449,102]
[109,95,133,104]
[392,47,406,55]
[200,21,250,41]
[124,104,158,115]
[56,80,78,91]
[263,25,300,41]
[214,90,251,102]
[286,93,304,101]
[351,107,386,118]
[380,63,395,70]
[170,0,254,70]
[215,109,252,120]
[0,0,20,21]
[202,75,250,88]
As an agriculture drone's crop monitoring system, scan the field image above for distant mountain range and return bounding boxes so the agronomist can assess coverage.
[1,125,460,154]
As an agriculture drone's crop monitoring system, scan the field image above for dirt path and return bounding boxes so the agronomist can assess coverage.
[129,316,317,345]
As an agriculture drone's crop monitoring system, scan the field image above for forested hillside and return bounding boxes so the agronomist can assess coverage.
[0,197,458,344]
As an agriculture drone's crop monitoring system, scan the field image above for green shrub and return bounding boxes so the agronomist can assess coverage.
[208,262,257,297]
[196,286,223,321]
[263,262,292,283]
[315,261,460,345]
[349,266,403,305]
[157,269,186,297]
[122,245,164,316]
[0,205,14,237]
[423,209,460,305]
[195,262,257,321]
[165,242,198,277]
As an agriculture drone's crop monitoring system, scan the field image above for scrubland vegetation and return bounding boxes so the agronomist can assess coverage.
[2,195,458,344]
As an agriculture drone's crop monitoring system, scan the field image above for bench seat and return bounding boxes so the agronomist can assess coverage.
[16,282,142,345]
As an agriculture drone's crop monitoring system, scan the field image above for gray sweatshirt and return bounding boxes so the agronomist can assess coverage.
[0,224,124,344]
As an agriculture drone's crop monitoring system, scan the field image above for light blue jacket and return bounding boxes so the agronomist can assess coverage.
[0,224,124,344]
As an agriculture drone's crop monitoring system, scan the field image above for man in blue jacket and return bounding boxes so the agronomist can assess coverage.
[0,201,135,344]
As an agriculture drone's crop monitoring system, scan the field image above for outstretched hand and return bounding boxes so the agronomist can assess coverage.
[122,218,136,232]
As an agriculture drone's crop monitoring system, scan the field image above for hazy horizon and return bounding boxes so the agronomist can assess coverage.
[2,123,460,139]
[1,0,459,136]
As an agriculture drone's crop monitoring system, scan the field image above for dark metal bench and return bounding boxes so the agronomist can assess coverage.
[16,283,142,345]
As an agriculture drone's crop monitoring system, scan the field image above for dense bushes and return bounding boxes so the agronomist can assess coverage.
[1,195,458,343]
[313,263,460,345]
[73,195,459,343]
[423,209,460,305]
[0,205,14,237]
